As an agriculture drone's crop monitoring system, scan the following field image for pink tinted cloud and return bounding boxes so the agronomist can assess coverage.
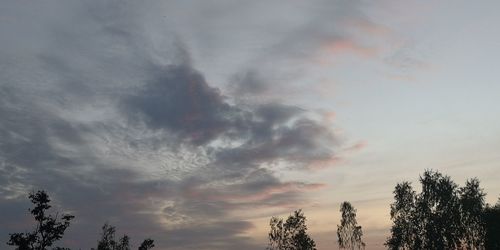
[322,39,379,59]
[321,111,336,123]
[307,155,343,170]
[314,19,394,65]
[343,141,367,153]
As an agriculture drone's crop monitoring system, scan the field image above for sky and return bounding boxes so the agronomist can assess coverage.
[1,1,500,249]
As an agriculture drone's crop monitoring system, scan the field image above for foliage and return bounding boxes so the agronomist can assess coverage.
[337,201,365,250]
[385,182,417,249]
[267,209,316,250]
[459,178,486,248]
[138,239,155,250]
[484,199,500,249]
[6,190,154,250]
[7,190,74,250]
[385,170,487,250]
[94,223,154,250]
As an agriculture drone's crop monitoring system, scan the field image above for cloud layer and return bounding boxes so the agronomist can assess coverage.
[0,0,380,249]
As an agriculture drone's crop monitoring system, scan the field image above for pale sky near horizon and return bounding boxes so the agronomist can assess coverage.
[1,1,499,249]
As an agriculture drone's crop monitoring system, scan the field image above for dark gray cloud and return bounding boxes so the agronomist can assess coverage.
[121,59,337,173]
[215,118,336,170]
[0,1,349,249]
[123,64,241,145]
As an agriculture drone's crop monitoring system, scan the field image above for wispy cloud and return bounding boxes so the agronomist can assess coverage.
[0,1,355,249]
[321,39,379,58]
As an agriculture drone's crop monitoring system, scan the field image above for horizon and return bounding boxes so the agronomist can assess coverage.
[1,1,500,249]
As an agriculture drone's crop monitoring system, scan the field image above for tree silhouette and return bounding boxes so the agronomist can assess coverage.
[386,170,489,249]
[459,178,486,248]
[93,223,154,250]
[138,239,154,250]
[337,201,365,250]
[385,182,418,249]
[267,209,316,250]
[7,190,155,250]
[7,190,74,250]
[484,198,500,249]
[416,170,462,249]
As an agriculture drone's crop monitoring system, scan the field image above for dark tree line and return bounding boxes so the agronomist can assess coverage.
[7,190,154,250]
[8,170,500,250]
[483,200,500,249]
[266,170,499,250]
[386,170,500,250]
[92,223,155,250]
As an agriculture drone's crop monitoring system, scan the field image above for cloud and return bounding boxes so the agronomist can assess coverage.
[185,168,326,204]
[385,42,431,71]
[343,141,368,153]
[345,18,392,37]
[214,117,338,170]
[321,39,379,58]
[228,71,270,97]
[122,59,339,173]
[123,64,240,145]
[0,1,348,249]
[165,221,260,250]
[204,0,389,104]
[381,34,433,81]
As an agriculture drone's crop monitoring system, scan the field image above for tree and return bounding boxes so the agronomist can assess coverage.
[267,209,316,250]
[7,190,74,250]
[386,170,489,250]
[93,223,154,250]
[416,170,462,249]
[116,235,130,250]
[138,239,154,250]
[337,202,365,250]
[459,178,486,249]
[484,198,500,249]
[95,223,124,250]
[385,182,418,250]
